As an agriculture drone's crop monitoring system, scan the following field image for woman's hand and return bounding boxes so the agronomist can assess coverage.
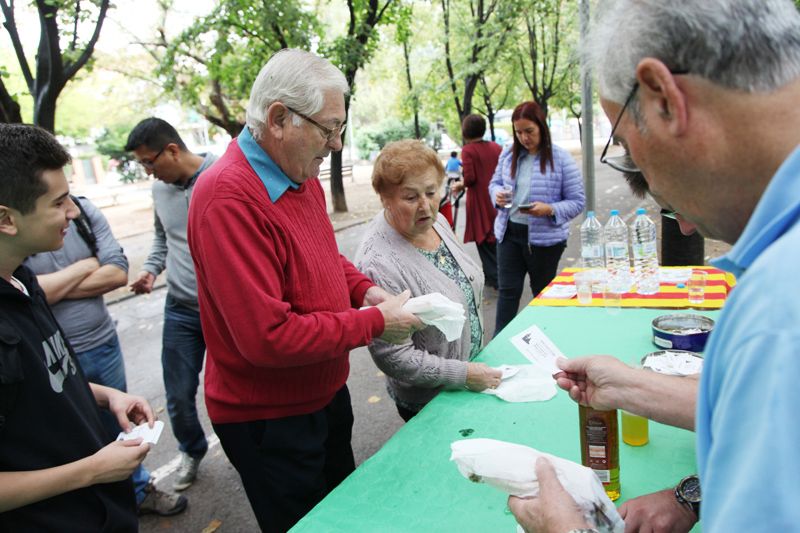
[519,202,554,217]
[465,363,502,391]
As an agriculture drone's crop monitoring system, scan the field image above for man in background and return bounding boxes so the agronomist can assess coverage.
[126,118,217,491]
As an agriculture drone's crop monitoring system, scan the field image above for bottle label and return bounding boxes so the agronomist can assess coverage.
[605,242,628,259]
[593,469,611,483]
[582,244,603,258]
[632,241,657,257]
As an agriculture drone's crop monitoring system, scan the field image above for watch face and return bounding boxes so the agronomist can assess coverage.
[680,476,702,503]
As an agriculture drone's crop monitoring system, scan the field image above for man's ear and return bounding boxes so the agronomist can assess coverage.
[266,103,290,140]
[636,58,688,137]
[0,206,19,237]
[165,142,181,160]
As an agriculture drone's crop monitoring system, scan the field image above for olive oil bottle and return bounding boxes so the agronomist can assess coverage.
[579,405,620,500]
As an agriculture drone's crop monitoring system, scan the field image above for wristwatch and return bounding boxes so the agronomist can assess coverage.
[675,474,701,517]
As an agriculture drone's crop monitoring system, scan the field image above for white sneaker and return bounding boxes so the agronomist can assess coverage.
[173,452,203,491]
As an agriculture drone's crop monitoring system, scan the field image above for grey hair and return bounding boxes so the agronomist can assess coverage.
[245,48,350,140]
[587,0,800,105]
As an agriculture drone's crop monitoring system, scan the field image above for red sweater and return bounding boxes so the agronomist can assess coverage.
[462,140,502,244]
[188,139,385,423]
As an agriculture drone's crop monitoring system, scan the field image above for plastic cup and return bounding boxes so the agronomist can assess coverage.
[688,270,707,305]
[574,271,593,305]
[603,285,621,315]
[501,184,513,209]
[621,410,649,446]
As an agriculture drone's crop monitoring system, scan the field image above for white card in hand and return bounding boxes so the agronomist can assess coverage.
[510,325,566,375]
[117,420,164,445]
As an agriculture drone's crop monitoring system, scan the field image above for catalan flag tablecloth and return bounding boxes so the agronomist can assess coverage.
[530,266,736,309]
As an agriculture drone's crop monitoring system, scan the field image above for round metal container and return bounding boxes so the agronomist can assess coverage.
[651,314,715,352]
[641,350,704,376]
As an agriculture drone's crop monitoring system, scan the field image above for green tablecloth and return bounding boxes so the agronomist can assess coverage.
[292,306,716,532]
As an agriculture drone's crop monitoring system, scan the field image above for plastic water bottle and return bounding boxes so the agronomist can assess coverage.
[580,211,605,288]
[604,210,631,292]
[631,208,660,295]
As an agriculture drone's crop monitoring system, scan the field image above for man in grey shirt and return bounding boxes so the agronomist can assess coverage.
[25,195,187,516]
[126,118,217,491]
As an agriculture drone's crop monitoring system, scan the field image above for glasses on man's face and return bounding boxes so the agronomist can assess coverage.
[285,105,347,143]
[140,147,165,169]
[599,83,641,174]
[600,70,689,174]
[660,209,678,220]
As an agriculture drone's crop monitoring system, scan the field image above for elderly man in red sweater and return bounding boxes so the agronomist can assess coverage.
[187,49,421,532]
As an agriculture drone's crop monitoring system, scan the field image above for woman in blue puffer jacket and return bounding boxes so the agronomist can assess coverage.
[488,101,585,335]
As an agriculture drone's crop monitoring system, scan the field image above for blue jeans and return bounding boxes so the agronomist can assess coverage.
[495,222,566,336]
[76,334,151,504]
[163,294,208,458]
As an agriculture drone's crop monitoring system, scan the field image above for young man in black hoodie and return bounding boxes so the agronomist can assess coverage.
[0,123,155,531]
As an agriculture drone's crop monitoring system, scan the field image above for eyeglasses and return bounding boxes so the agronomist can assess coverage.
[140,147,165,169]
[599,83,641,173]
[660,209,678,220]
[285,105,346,143]
[600,70,688,174]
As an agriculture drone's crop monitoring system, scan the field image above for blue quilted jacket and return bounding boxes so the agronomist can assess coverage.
[488,143,585,246]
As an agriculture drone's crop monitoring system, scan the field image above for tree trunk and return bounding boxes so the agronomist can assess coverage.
[0,79,22,123]
[34,88,59,133]
[661,216,705,266]
[329,149,348,212]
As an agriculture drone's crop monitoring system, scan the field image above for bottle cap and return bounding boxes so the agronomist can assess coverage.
[587,211,595,217]
[636,208,646,215]
[610,209,619,216]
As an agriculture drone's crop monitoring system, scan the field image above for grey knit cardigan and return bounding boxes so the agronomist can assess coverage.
[354,211,485,410]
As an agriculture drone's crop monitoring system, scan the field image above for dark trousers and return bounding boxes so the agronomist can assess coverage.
[213,386,356,533]
[476,240,498,289]
[495,222,566,336]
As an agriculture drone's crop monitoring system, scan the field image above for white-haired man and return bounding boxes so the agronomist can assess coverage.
[187,48,421,532]
[508,1,800,532]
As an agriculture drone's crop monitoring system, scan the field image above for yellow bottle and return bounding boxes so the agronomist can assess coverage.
[579,405,620,501]
[621,411,649,446]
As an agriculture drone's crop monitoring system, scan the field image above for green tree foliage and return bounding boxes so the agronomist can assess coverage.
[95,124,142,183]
[321,0,400,212]
[152,0,319,136]
[0,0,110,131]
[439,0,518,128]
[518,0,579,116]
[354,116,433,158]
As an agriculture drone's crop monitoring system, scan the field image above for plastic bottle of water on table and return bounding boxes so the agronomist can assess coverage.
[631,207,660,295]
[580,211,605,289]
[604,209,631,293]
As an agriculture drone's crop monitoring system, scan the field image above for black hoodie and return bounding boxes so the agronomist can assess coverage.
[0,265,136,532]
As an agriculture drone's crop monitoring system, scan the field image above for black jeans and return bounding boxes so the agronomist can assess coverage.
[213,386,356,533]
[476,240,498,289]
[495,222,566,336]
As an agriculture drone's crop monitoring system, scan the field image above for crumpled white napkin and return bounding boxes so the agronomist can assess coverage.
[402,292,465,342]
[481,365,557,403]
[643,351,704,376]
[450,438,624,533]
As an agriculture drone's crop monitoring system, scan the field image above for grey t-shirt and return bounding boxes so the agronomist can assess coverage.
[24,198,128,353]
[142,152,217,310]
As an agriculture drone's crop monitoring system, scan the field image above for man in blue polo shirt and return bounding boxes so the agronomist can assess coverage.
[508,1,800,532]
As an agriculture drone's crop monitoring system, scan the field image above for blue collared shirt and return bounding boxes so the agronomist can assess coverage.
[237,126,299,202]
[697,145,800,531]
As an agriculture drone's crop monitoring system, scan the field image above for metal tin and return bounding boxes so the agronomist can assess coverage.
[651,314,715,352]
[641,350,704,376]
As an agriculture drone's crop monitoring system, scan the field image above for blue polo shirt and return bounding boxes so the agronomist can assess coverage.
[237,126,299,202]
[696,146,800,530]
